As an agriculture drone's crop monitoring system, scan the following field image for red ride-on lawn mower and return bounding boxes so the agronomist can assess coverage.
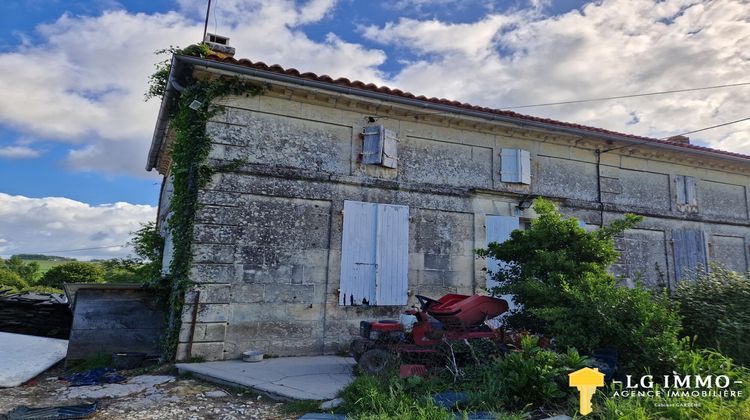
[351,293,509,374]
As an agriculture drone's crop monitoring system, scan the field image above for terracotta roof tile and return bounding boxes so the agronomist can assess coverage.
[204,54,750,161]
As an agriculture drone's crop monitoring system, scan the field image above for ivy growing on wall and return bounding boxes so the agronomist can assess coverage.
[155,48,264,360]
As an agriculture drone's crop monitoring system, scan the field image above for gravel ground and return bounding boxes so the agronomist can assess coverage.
[0,365,299,420]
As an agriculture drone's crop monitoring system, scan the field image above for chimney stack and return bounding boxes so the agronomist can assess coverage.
[203,33,235,58]
[667,135,690,144]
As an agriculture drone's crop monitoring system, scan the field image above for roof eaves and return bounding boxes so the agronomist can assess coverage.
[146,54,750,170]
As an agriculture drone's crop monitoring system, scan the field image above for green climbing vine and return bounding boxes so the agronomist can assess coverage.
[154,47,264,360]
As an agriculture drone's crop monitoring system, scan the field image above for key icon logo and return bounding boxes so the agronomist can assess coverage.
[569,367,605,415]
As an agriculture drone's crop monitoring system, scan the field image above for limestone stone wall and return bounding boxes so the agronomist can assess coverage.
[170,85,750,361]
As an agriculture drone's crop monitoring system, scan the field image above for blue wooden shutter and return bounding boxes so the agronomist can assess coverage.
[340,201,378,305]
[485,215,520,310]
[673,229,707,282]
[501,148,531,184]
[500,148,519,183]
[375,204,409,305]
[362,126,384,165]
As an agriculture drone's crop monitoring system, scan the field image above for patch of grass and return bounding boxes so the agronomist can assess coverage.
[21,259,69,274]
[340,374,455,420]
[281,400,323,414]
[65,353,112,373]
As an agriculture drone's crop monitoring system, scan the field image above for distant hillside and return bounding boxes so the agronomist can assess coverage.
[12,254,76,262]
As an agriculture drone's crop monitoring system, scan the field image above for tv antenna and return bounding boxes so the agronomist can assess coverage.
[202,0,212,41]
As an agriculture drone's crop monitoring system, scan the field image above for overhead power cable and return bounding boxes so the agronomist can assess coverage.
[666,116,750,138]
[501,81,750,109]
[601,116,750,153]
[367,81,750,122]
[14,244,128,254]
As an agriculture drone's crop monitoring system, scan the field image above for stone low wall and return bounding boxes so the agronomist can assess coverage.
[0,292,71,339]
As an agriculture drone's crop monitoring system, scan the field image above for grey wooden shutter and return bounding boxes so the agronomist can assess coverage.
[382,129,399,168]
[673,229,708,282]
[362,126,384,165]
[340,201,378,305]
[375,204,409,305]
[685,176,697,206]
[486,215,520,310]
[519,150,531,184]
[501,148,531,184]
[675,175,686,204]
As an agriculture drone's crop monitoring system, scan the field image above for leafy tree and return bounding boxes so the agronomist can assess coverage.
[100,258,147,283]
[476,198,682,373]
[39,262,105,289]
[0,256,39,283]
[0,268,29,292]
[129,221,164,282]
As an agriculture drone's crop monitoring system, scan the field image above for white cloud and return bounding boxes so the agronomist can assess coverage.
[2,0,749,177]
[363,0,750,152]
[0,193,156,260]
[0,145,42,159]
[0,0,385,177]
[0,10,198,176]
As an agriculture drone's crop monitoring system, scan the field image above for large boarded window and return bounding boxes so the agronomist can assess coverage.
[340,200,409,305]
[485,215,520,311]
[673,229,708,281]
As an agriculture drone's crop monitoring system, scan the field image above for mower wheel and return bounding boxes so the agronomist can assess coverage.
[357,349,394,375]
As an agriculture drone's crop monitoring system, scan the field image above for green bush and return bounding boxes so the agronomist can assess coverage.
[476,198,682,373]
[466,336,588,411]
[340,374,454,420]
[38,261,105,289]
[0,268,29,292]
[674,264,750,366]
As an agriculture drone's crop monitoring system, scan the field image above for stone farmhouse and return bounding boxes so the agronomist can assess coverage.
[146,44,750,361]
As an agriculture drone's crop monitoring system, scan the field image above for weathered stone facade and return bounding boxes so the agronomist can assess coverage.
[149,62,750,361]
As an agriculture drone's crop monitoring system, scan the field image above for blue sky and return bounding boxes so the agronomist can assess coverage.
[0,0,588,207]
[0,0,748,258]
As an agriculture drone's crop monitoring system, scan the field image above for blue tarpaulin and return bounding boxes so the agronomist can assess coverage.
[60,368,125,387]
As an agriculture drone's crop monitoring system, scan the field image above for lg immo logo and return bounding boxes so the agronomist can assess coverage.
[569,367,745,415]
[569,367,605,415]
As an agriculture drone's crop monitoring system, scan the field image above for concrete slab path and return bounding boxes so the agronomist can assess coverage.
[0,332,68,388]
[176,356,356,401]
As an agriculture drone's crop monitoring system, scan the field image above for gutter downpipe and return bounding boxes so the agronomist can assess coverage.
[172,55,750,167]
